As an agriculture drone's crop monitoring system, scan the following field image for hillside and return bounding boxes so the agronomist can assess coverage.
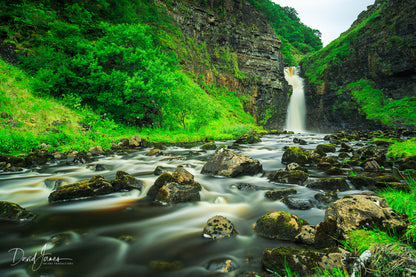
[300,0,416,132]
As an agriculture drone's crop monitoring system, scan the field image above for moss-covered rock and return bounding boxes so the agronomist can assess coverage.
[315,144,336,155]
[147,168,202,204]
[112,170,144,191]
[265,188,297,201]
[202,215,238,240]
[146,148,163,156]
[233,133,261,144]
[281,146,311,165]
[200,141,217,150]
[254,211,308,241]
[268,169,308,185]
[0,201,36,223]
[314,191,339,206]
[262,247,344,276]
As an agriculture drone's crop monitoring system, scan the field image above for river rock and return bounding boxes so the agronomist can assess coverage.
[285,162,308,172]
[129,135,149,148]
[112,170,144,191]
[254,211,308,241]
[88,145,104,156]
[317,156,341,169]
[234,133,261,144]
[398,155,416,171]
[49,176,114,203]
[265,188,297,201]
[200,141,217,150]
[295,225,316,245]
[325,167,344,175]
[202,215,238,240]
[201,148,263,177]
[262,247,344,276]
[147,168,201,204]
[282,197,313,210]
[146,148,163,156]
[314,191,339,206]
[268,169,308,185]
[325,195,408,234]
[306,177,350,192]
[0,201,36,223]
[293,137,307,145]
[205,258,239,272]
[315,144,336,155]
[353,145,387,166]
[363,160,381,171]
[281,147,311,165]
[340,142,353,152]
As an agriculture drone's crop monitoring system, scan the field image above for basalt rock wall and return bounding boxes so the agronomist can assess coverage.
[165,0,291,130]
[300,0,416,132]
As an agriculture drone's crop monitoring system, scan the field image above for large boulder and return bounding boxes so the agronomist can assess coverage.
[254,211,308,241]
[49,172,142,203]
[0,201,36,223]
[147,168,201,204]
[325,195,408,234]
[201,148,263,177]
[315,144,336,155]
[268,170,308,185]
[281,147,311,165]
[202,215,238,240]
[262,247,344,277]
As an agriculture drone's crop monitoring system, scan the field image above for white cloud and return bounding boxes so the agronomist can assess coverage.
[272,0,375,46]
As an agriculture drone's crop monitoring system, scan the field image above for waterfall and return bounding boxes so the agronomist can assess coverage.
[284,66,306,133]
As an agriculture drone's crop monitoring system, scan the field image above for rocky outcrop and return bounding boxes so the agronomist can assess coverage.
[147,168,202,204]
[325,195,408,234]
[201,148,263,177]
[49,171,142,203]
[301,0,416,132]
[167,0,291,129]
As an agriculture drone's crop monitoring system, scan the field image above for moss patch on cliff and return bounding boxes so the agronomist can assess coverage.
[341,79,416,127]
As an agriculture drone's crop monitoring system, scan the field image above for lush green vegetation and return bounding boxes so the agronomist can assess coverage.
[0,0,256,133]
[341,79,416,127]
[247,0,323,65]
[0,0,264,154]
[0,58,257,155]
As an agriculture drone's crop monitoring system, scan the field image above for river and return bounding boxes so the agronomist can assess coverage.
[0,133,366,277]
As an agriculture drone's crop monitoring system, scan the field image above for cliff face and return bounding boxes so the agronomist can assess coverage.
[301,0,416,132]
[166,0,291,130]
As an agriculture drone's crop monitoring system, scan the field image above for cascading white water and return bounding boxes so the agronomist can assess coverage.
[284,66,306,133]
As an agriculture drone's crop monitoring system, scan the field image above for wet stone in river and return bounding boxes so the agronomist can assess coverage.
[202,215,238,240]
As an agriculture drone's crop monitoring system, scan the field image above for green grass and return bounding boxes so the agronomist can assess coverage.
[0,58,259,155]
[387,138,416,160]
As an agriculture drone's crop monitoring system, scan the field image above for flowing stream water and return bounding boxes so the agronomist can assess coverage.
[285,67,307,133]
[0,134,366,277]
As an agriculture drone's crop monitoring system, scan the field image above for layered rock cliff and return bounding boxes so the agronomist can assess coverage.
[165,0,291,129]
[301,0,416,132]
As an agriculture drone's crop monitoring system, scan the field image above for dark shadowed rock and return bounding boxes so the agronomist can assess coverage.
[307,178,350,192]
[268,170,308,185]
[340,142,353,152]
[201,148,263,177]
[314,191,339,206]
[282,197,313,210]
[315,144,336,155]
[112,170,144,191]
[254,211,308,241]
[202,215,238,240]
[0,201,36,223]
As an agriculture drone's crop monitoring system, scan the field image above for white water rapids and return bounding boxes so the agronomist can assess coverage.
[285,67,307,133]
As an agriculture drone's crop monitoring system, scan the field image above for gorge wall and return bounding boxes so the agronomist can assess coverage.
[301,0,416,132]
[165,0,291,130]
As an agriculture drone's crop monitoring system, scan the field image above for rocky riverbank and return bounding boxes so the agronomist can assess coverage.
[1,130,416,276]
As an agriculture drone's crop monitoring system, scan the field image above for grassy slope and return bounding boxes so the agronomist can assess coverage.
[0,58,258,155]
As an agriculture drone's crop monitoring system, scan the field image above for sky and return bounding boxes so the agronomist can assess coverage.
[272,0,375,46]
